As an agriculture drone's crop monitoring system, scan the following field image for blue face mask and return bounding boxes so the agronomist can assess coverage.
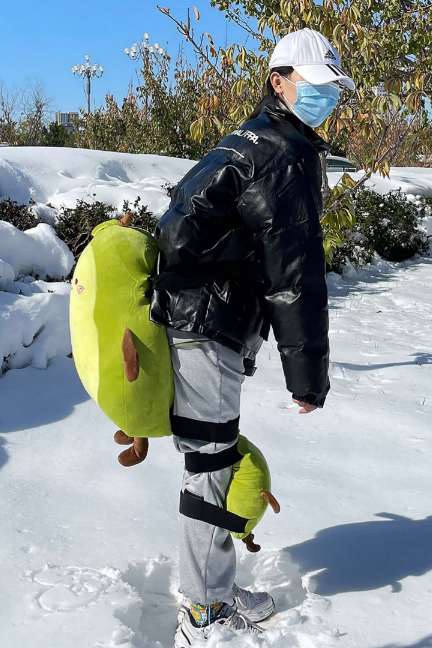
[281,76,341,127]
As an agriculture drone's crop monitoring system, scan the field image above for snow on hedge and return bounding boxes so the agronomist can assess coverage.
[0,146,195,219]
[0,285,71,372]
[327,165,432,197]
[0,147,431,225]
[0,259,15,290]
[0,221,74,282]
[0,220,73,373]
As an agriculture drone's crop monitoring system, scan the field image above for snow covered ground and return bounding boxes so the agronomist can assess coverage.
[2,254,432,648]
[1,148,432,648]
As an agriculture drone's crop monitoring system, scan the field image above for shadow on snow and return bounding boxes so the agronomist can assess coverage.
[0,356,89,435]
[285,513,432,597]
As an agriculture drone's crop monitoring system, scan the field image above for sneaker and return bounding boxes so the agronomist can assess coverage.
[229,583,275,622]
[177,583,275,625]
[174,603,262,648]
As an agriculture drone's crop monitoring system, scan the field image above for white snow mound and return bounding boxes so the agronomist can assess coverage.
[0,221,73,373]
[0,288,71,372]
[0,146,196,220]
[0,221,74,280]
[0,259,15,290]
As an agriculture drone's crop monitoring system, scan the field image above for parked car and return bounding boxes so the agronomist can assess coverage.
[0,142,10,147]
[325,154,358,172]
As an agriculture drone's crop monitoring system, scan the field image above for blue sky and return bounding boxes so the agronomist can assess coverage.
[0,1,251,116]
[1,2,428,119]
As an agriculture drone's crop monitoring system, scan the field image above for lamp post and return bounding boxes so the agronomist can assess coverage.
[125,35,168,114]
[72,55,105,114]
[125,33,168,70]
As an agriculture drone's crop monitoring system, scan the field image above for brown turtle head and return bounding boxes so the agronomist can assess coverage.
[119,212,133,227]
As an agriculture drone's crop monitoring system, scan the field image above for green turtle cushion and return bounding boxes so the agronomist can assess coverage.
[69,220,174,438]
[227,435,271,540]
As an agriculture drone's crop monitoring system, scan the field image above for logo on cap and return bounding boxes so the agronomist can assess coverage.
[324,49,336,60]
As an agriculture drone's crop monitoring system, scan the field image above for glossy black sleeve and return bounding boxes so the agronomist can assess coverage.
[238,163,331,408]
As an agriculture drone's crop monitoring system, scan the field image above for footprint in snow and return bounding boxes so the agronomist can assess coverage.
[28,564,117,612]
[24,554,337,647]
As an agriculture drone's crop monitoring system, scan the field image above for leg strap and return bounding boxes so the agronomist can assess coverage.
[179,489,248,534]
[171,412,240,443]
[185,442,242,473]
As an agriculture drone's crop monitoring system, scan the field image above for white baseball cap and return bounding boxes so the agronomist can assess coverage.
[269,28,355,91]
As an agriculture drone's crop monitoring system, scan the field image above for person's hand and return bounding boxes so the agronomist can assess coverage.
[292,397,318,414]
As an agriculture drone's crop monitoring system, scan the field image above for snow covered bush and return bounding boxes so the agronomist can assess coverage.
[0,285,72,373]
[0,221,74,375]
[0,259,15,290]
[0,195,158,280]
[330,188,430,274]
[0,197,40,231]
[0,221,74,282]
[54,196,158,269]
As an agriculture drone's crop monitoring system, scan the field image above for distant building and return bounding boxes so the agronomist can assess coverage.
[369,79,398,118]
[370,81,386,97]
[55,112,79,134]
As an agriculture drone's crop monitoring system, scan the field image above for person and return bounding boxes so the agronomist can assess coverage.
[148,27,355,646]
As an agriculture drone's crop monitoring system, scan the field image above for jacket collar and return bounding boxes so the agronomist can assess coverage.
[261,94,331,154]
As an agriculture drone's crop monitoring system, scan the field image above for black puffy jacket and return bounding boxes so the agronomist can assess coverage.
[149,93,331,408]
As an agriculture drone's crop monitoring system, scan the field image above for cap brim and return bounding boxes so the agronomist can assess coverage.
[293,63,356,90]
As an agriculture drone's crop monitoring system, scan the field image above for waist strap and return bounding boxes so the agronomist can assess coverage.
[185,442,242,473]
[179,489,248,534]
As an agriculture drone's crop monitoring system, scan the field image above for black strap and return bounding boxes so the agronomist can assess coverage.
[171,414,240,443]
[185,442,243,473]
[242,358,257,377]
[179,489,248,534]
[149,260,263,292]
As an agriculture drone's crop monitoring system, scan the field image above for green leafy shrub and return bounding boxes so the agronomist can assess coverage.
[55,196,158,269]
[0,195,158,282]
[161,181,176,198]
[54,199,116,262]
[0,198,39,230]
[331,188,429,274]
[419,195,432,211]
[40,122,74,147]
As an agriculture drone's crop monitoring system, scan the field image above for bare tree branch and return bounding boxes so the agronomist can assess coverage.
[157,5,243,102]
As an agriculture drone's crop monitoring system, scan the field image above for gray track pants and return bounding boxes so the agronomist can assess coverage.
[166,328,260,605]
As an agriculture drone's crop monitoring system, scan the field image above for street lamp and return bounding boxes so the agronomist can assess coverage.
[124,33,168,69]
[72,55,105,114]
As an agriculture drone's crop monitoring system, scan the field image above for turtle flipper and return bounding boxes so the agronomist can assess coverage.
[243,533,261,553]
[114,430,134,445]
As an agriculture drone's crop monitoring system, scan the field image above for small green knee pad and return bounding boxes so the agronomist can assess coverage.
[226,435,279,546]
[180,434,279,551]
